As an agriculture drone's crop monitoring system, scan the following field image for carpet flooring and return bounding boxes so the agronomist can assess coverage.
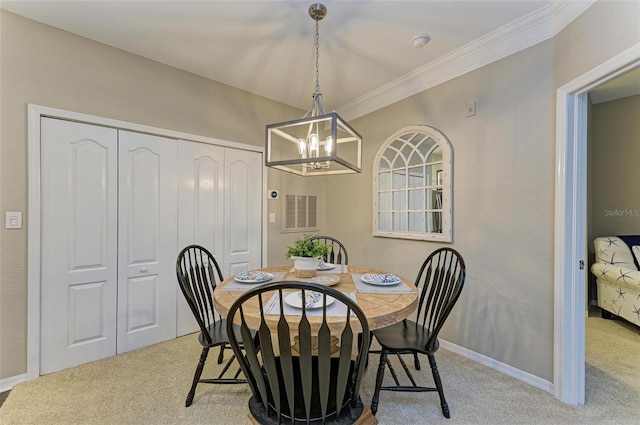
[1,313,638,424]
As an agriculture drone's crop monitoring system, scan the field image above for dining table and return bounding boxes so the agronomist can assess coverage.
[214,263,418,332]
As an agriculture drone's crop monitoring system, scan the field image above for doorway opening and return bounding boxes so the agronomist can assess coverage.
[554,43,640,405]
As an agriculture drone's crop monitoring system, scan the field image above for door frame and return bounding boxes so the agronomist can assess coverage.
[27,104,267,380]
[553,43,640,404]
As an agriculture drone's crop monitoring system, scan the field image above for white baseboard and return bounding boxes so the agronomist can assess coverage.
[0,373,28,393]
[439,339,554,394]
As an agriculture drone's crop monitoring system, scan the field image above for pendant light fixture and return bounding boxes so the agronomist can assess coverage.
[265,3,362,176]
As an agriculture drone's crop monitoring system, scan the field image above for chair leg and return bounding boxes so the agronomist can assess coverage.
[186,347,210,407]
[370,349,389,416]
[360,331,374,370]
[428,353,450,418]
[413,352,421,370]
[217,344,225,364]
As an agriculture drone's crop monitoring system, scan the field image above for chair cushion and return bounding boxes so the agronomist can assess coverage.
[593,236,637,270]
[373,320,439,354]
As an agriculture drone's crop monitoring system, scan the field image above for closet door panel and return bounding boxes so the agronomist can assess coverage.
[117,130,178,353]
[176,141,225,336]
[40,118,118,374]
[225,149,262,277]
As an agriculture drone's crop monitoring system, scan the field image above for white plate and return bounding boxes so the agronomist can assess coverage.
[360,274,401,286]
[317,262,335,270]
[284,292,335,309]
[234,272,273,284]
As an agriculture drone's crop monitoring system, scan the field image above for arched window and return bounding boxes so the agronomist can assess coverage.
[373,125,452,242]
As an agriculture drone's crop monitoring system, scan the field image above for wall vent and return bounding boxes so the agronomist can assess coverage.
[283,194,318,232]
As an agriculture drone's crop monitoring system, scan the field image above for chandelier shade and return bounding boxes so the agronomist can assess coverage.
[264,3,362,176]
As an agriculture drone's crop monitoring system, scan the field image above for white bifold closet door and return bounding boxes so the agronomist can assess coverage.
[176,141,225,336]
[116,130,178,353]
[176,141,262,336]
[41,120,178,373]
[40,117,262,374]
[40,119,120,374]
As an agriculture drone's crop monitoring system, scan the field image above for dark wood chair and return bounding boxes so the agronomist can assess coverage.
[370,248,466,418]
[310,235,349,265]
[176,245,246,407]
[226,281,374,424]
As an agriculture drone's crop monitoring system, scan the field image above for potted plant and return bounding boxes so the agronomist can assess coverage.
[286,234,329,278]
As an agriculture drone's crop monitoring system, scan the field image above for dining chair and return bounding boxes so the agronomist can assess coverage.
[226,281,374,424]
[176,245,247,407]
[309,235,349,265]
[369,247,466,418]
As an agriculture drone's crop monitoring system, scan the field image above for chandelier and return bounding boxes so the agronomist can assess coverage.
[265,3,362,176]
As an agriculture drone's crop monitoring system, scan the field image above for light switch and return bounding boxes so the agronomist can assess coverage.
[5,212,23,229]
[269,213,276,223]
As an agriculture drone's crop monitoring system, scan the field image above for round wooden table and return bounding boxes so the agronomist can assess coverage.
[214,264,418,331]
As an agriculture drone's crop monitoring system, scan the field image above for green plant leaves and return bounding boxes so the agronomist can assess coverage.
[285,233,329,258]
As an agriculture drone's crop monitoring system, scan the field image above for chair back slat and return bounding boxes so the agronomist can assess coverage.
[335,308,355,417]
[414,248,466,350]
[297,296,314,421]
[227,281,370,424]
[239,305,266,404]
[176,245,224,345]
[310,235,349,265]
[318,309,332,419]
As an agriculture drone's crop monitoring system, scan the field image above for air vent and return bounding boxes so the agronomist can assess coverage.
[283,194,318,232]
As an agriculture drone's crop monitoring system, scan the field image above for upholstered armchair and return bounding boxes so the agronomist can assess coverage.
[590,236,640,326]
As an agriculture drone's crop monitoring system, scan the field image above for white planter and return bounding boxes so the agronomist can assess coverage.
[291,256,319,278]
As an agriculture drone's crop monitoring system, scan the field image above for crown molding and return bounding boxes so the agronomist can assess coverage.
[338,0,596,121]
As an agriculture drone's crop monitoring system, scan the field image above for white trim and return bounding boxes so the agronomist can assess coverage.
[553,44,640,405]
[0,373,28,393]
[27,105,263,153]
[27,104,265,381]
[27,105,42,381]
[338,1,595,120]
[439,339,553,394]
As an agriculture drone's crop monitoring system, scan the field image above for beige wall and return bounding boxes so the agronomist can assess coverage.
[265,169,327,266]
[328,41,557,379]
[2,0,639,388]
[324,0,640,382]
[0,10,302,379]
[590,95,640,237]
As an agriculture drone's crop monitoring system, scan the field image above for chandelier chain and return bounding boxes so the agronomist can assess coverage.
[314,17,320,96]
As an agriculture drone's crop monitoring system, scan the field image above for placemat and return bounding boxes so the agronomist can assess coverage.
[351,274,416,294]
[263,291,357,317]
[335,264,349,274]
[220,272,286,291]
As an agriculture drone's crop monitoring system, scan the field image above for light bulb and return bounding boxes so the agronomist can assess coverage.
[309,134,319,158]
[325,136,333,155]
[298,139,307,158]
